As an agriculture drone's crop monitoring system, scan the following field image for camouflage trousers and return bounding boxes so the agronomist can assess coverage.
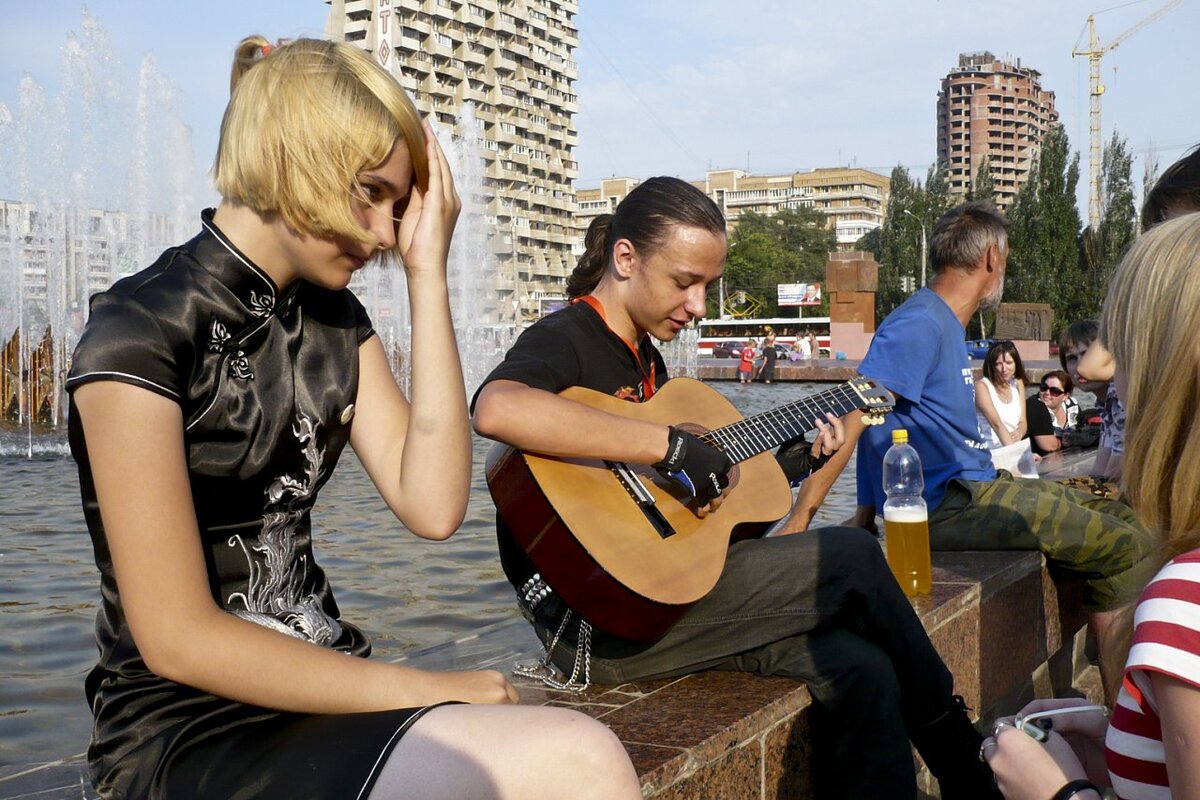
[928,471,1157,612]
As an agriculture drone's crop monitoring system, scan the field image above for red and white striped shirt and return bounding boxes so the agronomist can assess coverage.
[1105,548,1200,799]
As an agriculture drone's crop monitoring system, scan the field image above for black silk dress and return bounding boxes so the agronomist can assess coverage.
[67,211,432,800]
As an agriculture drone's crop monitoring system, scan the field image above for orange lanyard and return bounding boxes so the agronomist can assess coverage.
[572,295,656,400]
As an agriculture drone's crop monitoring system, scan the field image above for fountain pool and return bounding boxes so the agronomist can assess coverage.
[0,381,860,773]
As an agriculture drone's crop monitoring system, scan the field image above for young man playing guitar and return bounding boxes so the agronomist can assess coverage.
[472,177,999,799]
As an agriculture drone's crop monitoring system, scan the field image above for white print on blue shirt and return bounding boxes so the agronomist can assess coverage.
[964,372,990,450]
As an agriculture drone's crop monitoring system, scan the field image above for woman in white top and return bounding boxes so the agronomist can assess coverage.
[975,340,1028,447]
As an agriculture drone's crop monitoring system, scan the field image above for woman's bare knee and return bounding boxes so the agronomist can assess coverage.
[369,704,639,799]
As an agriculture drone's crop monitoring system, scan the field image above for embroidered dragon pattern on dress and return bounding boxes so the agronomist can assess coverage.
[226,413,342,645]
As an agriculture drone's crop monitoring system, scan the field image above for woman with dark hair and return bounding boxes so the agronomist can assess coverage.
[473,176,1002,799]
[1025,369,1080,456]
[975,340,1029,448]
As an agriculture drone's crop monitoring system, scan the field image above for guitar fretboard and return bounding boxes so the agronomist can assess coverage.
[699,383,868,464]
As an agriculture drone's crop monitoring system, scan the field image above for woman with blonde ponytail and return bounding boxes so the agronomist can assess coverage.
[986,212,1200,800]
[66,35,637,799]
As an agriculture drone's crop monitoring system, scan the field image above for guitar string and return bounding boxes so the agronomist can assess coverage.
[700,384,868,463]
[717,383,870,456]
[725,385,856,453]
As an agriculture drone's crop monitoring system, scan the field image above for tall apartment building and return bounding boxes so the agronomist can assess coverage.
[936,51,1058,210]
[575,169,890,252]
[324,0,580,321]
[0,200,177,308]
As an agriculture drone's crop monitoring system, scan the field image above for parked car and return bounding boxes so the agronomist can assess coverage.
[711,341,743,359]
[965,338,999,360]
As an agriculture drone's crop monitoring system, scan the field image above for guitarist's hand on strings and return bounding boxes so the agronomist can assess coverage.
[808,412,845,467]
[654,426,733,512]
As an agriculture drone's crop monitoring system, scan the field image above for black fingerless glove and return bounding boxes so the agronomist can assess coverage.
[653,427,733,505]
[775,436,830,486]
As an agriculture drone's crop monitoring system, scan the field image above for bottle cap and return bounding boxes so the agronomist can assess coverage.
[892,429,908,445]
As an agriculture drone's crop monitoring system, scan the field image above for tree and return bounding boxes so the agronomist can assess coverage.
[1079,132,1136,317]
[870,165,919,317]
[924,164,955,220]
[1004,124,1083,329]
[969,155,995,204]
[723,206,835,317]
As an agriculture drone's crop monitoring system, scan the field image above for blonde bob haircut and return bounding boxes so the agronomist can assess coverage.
[214,35,428,250]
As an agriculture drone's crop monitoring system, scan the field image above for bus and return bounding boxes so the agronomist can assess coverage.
[697,317,831,358]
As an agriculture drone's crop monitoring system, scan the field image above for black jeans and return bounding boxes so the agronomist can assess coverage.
[522,527,955,799]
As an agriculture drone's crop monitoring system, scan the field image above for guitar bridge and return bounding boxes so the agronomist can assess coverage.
[606,461,676,539]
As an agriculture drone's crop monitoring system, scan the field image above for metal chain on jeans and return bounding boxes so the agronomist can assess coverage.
[512,609,593,693]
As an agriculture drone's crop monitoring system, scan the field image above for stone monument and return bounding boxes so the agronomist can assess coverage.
[825,251,879,359]
[994,303,1054,362]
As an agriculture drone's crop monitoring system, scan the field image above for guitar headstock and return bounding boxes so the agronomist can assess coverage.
[847,377,895,426]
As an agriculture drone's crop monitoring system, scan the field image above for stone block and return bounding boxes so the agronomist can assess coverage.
[825,252,879,293]
[995,303,1053,341]
[828,321,875,360]
[829,292,875,329]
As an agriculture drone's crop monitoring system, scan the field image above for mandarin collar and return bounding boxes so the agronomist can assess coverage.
[193,209,300,319]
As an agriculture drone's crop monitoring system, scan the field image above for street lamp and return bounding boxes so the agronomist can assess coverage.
[901,209,927,289]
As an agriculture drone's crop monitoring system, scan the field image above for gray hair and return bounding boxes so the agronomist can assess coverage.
[929,201,1009,273]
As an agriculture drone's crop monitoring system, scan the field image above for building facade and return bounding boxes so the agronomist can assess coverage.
[324,0,580,321]
[936,51,1058,210]
[575,168,890,252]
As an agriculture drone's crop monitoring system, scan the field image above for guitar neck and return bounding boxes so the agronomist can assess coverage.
[701,383,865,464]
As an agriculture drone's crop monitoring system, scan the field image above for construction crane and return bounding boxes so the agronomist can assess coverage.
[1072,0,1181,229]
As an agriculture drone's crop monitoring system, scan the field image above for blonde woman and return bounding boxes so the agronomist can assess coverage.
[66,37,637,800]
[984,212,1200,799]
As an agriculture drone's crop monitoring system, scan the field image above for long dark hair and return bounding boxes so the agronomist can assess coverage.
[567,176,725,298]
[982,340,1028,384]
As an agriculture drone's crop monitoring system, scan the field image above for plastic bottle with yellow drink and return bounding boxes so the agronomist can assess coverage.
[882,428,932,596]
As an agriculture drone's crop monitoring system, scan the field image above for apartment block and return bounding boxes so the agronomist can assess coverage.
[575,169,890,252]
[936,51,1058,209]
[324,0,580,321]
[0,200,177,309]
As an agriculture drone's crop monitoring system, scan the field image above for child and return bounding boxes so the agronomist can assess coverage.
[1059,319,1123,480]
[738,337,757,383]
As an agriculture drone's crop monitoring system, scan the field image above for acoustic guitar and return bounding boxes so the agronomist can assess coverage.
[485,376,894,640]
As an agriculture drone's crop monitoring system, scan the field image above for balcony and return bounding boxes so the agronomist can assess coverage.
[343,16,370,37]
[402,15,433,35]
[345,0,372,18]
[489,49,517,72]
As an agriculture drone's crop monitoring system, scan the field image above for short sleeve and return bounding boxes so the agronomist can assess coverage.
[470,320,581,412]
[345,291,375,345]
[1101,386,1126,455]
[859,310,938,404]
[1025,396,1054,438]
[1126,556,1200,691]
[66,290,184,402]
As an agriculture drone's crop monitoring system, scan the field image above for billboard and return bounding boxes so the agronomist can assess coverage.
[778,282,822,307]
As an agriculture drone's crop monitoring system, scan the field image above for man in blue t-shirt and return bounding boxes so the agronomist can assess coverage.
[784,202,1155,665]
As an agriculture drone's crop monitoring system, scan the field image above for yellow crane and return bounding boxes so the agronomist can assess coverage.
[1072,0,1181,229]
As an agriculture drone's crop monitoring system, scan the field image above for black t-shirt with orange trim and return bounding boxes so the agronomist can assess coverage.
[471,300,666,407]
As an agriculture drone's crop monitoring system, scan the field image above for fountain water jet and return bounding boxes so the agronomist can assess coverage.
[0,9,197,454]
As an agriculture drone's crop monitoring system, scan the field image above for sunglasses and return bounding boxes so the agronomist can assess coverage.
[1038,385,1067,397]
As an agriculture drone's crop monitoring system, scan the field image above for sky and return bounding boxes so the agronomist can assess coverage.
[1,0,1196,213]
